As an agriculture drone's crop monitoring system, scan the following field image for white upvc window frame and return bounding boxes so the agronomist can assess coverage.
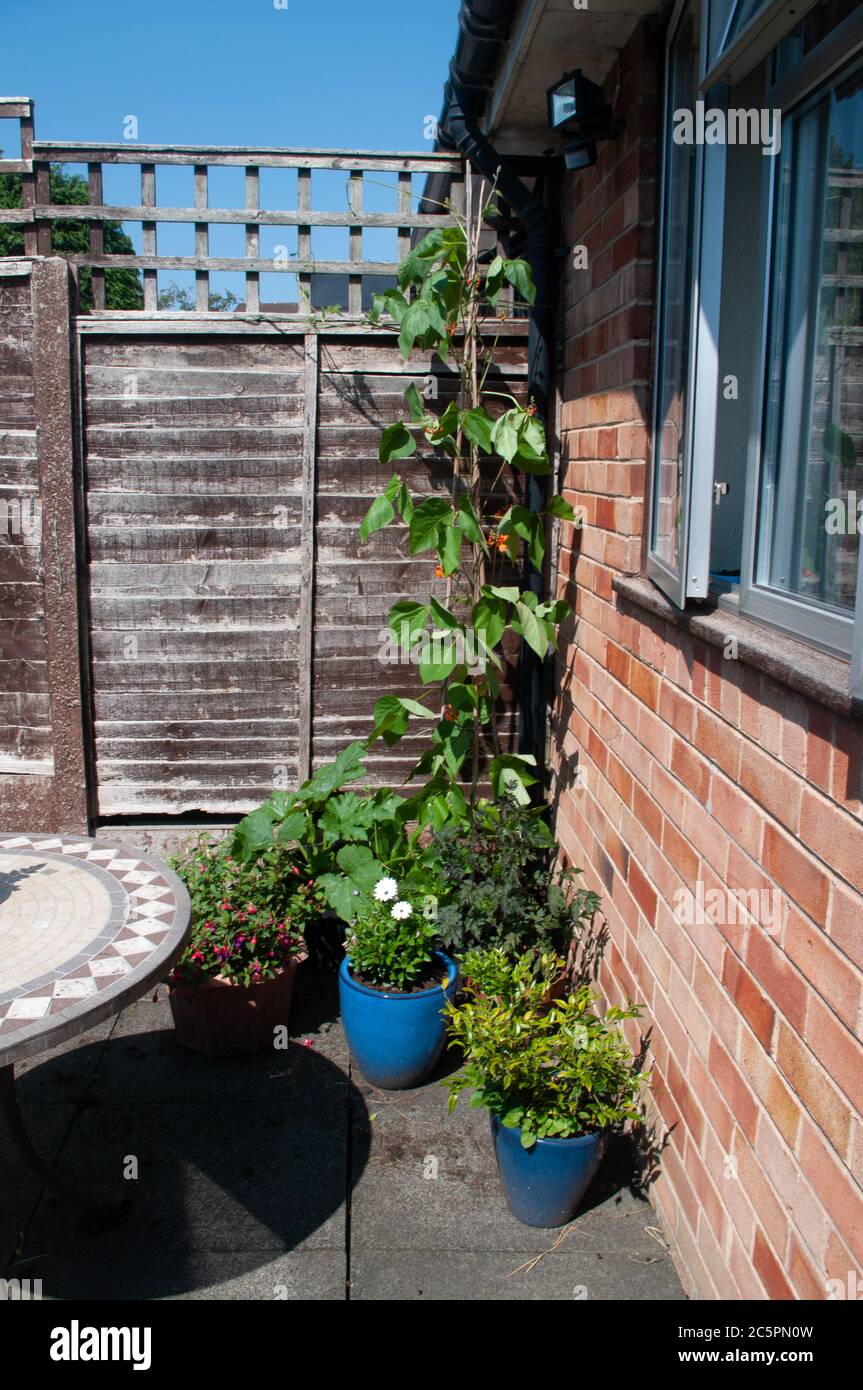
[647,0,726,607]
[737,8,863,675]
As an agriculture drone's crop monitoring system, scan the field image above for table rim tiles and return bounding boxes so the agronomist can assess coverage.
[0,833,191,1213]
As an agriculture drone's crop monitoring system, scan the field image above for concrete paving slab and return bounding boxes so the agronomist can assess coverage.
[348,1075,672,1263]
[166,1250,346,1301]
[96,970,347,1104]
[12,1015,117,1090]
[0,1101,79,1256]
[20,1087,357,1261]
[0,985,686,1301]
[350,1247,687,1301]
[19,1247,346,1302]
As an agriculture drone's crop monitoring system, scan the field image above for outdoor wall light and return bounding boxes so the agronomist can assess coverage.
[547,69,623,170]
[561,137,598,171]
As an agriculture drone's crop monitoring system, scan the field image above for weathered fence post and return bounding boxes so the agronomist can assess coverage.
[32,258,90,833]
[296,331,319,785]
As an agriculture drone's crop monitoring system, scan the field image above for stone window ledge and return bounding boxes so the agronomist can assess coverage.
[612,573,862,720]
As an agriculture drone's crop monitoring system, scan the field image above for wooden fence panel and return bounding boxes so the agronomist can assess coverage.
[312,334,527,788]
[83,333,307,815]
[0,106,534,826]
[82,324,529,816]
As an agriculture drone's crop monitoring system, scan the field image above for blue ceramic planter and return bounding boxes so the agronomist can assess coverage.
[339,951,458,1089]
[491,1116,608,1227]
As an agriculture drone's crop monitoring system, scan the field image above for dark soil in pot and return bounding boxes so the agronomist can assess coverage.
[350,959,448,994]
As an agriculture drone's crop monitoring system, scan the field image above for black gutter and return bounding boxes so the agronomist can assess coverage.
[438,0,558,778]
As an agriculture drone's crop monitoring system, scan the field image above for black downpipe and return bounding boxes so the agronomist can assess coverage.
[441,50,558,776]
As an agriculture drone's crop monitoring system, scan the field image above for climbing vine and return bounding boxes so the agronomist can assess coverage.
[360,186,574,828]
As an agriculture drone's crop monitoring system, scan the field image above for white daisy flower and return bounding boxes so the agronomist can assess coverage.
[374,877,398,902]
[391,900,412,920]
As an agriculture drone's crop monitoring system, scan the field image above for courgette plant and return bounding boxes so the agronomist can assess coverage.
[360,186,576,828]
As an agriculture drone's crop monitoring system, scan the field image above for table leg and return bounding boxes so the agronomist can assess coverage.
[0,1063,126,1218]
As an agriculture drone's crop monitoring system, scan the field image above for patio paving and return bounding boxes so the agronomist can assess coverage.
[0,966,686,1301]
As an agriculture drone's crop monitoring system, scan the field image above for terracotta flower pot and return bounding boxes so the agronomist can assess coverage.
[169,953,307,1058]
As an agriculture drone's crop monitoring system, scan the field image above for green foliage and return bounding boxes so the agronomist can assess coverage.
[230,742,438,924]
[157,280,242,312]
[345,877,440,991]
[0,165,143,310]
[445,951,645,1146]
[168,834,320,989]
[429,797,601,961]
[484,253,536,307]
[359,204,576,824]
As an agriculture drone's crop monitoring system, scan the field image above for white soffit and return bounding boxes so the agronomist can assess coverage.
[485,0,665,153]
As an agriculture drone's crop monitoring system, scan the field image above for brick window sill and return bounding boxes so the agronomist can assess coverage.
[612,573,862,720]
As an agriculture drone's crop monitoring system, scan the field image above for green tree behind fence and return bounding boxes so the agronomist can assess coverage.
[0,163,144,310]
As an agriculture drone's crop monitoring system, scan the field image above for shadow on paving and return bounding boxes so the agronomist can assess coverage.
[347,1065,687,1301]
[0,965,685,1301]
[0,968,365,1301]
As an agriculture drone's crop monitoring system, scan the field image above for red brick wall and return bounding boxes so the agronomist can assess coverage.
[551,19,863,1300]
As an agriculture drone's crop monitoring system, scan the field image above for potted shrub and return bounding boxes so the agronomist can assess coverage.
[445,950,645,1227]
[339,877,458,1089]
[168,835,322,1057]
[430,796,601,971]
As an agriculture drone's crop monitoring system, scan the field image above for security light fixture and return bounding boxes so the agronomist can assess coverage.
[562,137,598,171]
[547,69,623,170]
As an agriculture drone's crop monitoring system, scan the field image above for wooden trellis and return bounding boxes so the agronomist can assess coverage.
[0,98,465,314]
[0,97,531,827]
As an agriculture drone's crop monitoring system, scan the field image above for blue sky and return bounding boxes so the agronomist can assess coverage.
[2,0,461,304]
[2,0,460,148]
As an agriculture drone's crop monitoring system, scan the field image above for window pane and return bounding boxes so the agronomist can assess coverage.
[651,8,700,573]
[758,65,863,613]
[708,0,774,72]
[775,0,861,78]
[725,0,772,45]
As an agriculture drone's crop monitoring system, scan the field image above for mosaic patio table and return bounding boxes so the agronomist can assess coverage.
[0,833,191,1213]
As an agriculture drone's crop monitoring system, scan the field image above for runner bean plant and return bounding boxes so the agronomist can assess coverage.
[360,186,576,827]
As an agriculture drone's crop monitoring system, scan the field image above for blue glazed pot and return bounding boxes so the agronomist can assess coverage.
[338,951,458,1090]
[491,1116,608,1227]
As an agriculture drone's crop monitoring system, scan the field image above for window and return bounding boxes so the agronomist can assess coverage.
[704,0,823,87]
[755,63,862,627]
[648,0,863,691]
[648,0,725,605]
[649,4,700,596]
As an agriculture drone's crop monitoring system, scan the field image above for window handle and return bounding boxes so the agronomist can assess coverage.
[713,481,730,506]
